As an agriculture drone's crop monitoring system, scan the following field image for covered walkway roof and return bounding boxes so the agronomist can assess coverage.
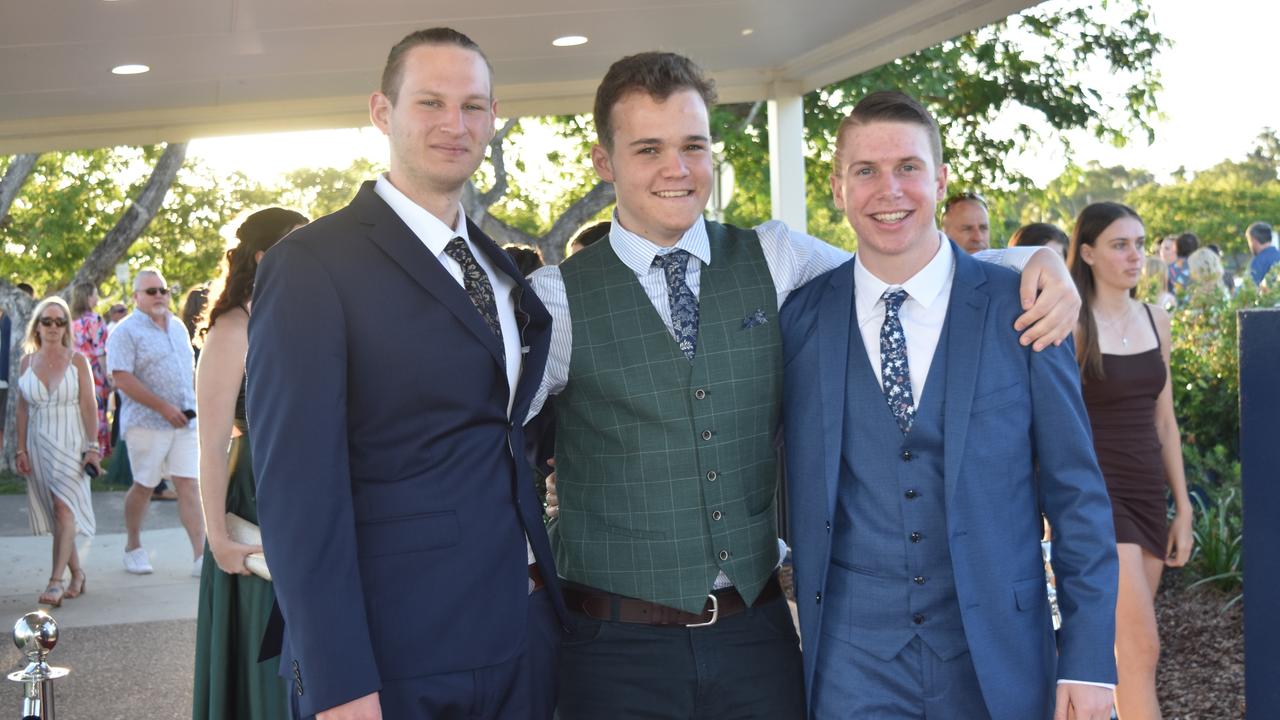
[2,0,1037,155]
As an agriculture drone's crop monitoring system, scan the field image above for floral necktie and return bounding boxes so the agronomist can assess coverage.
[653,250,699,361]
[880,289,915,434]
[444,237,504,350]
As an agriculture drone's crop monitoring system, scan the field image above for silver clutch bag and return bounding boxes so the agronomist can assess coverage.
[225,512,272,582]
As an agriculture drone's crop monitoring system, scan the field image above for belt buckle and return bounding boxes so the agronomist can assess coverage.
[686,594,719,627]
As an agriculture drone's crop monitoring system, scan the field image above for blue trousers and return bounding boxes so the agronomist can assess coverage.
[812,635,990,719]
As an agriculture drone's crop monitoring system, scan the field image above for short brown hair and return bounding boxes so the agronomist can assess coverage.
[833,90,943,172]
[381,27,493,105]
[593,52,717,151]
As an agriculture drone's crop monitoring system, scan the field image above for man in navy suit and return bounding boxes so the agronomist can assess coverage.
[248,28,565,719]
[780,91,1118,719]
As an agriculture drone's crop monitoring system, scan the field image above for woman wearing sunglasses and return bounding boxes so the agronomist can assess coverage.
[14,296,101,607]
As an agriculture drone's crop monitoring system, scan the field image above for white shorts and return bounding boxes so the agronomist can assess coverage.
[125,425,198,487]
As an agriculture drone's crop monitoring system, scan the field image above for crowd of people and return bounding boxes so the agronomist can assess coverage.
[5,23,1279,720]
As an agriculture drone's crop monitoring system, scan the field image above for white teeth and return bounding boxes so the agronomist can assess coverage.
[873,211,909,222]
[655,191,690,198]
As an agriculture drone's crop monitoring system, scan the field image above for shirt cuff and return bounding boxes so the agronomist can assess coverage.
[1057,679,1116,690]
[973,246,1040,272]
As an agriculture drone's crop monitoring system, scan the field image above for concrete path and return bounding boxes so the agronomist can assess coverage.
[0,491,200,718]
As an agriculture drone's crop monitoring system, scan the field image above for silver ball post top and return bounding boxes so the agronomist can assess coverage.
[13,611,58,664]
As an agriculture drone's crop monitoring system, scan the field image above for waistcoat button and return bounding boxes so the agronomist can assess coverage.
[712,510,723,521]
[701,430,713,441]
[718,550,730,561]
[694,389,707,400]
[707,470,718,482]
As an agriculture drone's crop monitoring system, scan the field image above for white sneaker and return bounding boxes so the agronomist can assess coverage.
[191,555,204,578]
[123,547,153,575]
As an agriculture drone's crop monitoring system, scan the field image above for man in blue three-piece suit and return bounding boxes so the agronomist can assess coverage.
[780,92,1118,719]
[247,29,566,719]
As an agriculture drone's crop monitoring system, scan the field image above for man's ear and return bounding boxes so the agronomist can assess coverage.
[591,145,614,183]
[369,92,392,134]
[935,162,949,202]
[829,173,844,212]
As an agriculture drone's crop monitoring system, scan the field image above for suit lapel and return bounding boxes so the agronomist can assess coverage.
[942,244,989,506]
[819,263,854,521]
[358,185,505,370]
[465,218,552,419]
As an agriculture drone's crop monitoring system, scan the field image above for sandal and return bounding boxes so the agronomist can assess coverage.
[65,570,86,599]
[38,580,65,608]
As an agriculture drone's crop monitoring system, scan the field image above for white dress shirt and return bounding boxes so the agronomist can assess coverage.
[853,234,955,406]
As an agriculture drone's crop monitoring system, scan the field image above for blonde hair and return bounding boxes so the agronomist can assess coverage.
[23,297,73,353]
[1187,247,1224,286]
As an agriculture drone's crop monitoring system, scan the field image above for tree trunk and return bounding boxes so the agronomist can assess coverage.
[0,153,40,224]
[2,142,187,470]
[465,120,615,267]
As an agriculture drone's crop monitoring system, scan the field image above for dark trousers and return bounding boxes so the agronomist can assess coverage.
[291,588,560,719]
[557,591,805,720]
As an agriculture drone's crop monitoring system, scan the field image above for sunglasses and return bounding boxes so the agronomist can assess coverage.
[944,191,988,211]
[39,317,69,328]
[141,287,170,296]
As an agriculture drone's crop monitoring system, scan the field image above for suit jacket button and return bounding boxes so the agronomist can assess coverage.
[826,521,831,532]
[901,449,913,461]
[914,575,926,585]
[910,531,922,543]
[904,489,919,499]
[913,613,926,624]
[815,592,822,604]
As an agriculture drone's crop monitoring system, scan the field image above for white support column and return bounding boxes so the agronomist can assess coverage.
[767,87,807,232]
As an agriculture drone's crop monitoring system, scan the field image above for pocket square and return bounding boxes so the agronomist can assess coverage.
[742,308,769,329]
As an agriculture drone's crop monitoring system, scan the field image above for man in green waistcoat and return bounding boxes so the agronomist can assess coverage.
[526,52,1080,719]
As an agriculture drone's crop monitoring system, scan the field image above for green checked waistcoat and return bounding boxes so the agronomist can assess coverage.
[552,220,782,613]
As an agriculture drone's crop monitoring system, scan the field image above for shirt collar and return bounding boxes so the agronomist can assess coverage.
[854,232,954,313]
[607,211,711,277]
[374,173,469,255]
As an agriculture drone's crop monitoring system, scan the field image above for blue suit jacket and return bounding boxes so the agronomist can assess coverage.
[780,243,1117,718]
[247,182,566,716]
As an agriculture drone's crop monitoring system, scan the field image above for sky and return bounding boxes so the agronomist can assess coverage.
[188,0,1278,192]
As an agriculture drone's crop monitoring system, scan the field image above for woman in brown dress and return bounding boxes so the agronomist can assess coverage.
[1069,202,1194,718]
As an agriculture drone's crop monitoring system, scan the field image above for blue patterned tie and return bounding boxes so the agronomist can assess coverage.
[653,250,699,361]
[444,237,505,350]
[880,289,915,434]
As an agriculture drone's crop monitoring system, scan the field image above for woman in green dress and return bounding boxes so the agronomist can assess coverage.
[193,208,308,720]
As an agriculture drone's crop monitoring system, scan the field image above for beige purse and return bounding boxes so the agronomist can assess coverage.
[225,512,272,582]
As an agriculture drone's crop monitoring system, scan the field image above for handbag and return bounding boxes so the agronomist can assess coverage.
[225,512,272,581]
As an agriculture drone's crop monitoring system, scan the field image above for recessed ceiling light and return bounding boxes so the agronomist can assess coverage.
[741,28,754,36]
[111,64,150,75]
[552,35,588,47]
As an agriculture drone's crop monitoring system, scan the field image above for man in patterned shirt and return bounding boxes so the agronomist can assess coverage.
[107,268,204,577]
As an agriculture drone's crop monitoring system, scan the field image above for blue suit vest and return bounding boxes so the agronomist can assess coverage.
[823,308,968,662]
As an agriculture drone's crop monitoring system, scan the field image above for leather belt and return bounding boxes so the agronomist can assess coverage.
[563,575,782,627]
[528,562,546,593]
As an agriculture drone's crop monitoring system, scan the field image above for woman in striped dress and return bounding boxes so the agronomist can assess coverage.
[14,296,102,607]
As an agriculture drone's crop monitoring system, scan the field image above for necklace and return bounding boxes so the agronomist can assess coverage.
[1095,304,1134,347]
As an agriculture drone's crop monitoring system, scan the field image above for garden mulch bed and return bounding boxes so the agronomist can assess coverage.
[1157,571,1245,718]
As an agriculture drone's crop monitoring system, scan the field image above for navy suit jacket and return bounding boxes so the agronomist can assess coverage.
[780,243,1118,718]
[247,182,566,716]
